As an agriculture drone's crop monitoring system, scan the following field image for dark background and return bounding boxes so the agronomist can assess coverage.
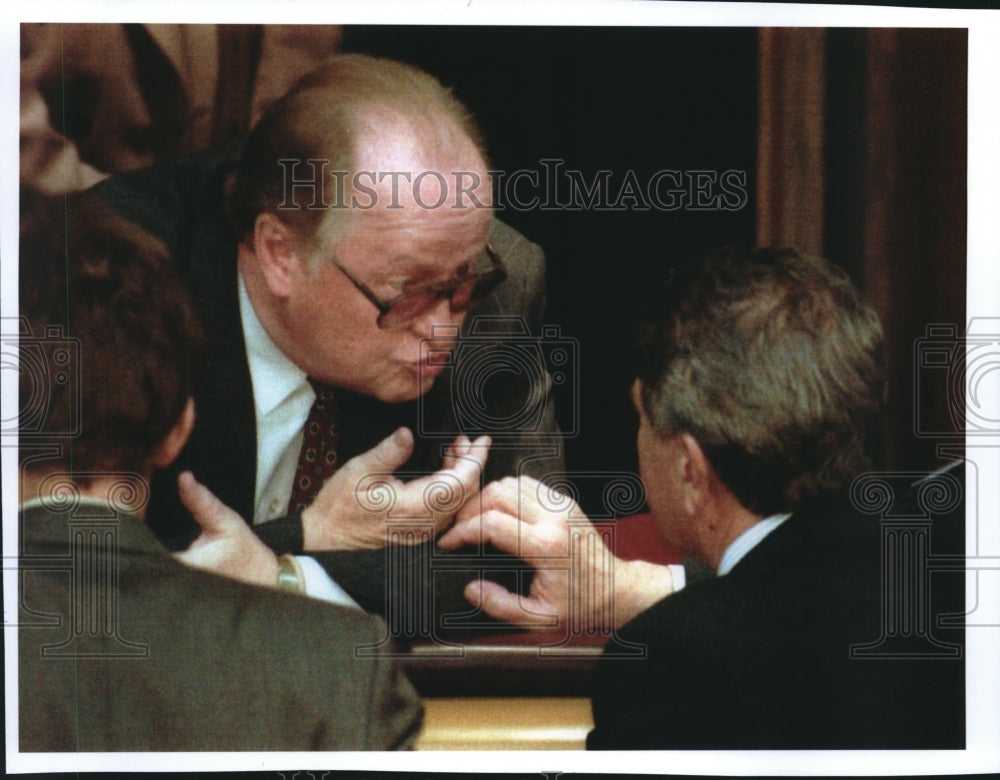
[343,26,760,515]
[342,26,969,518]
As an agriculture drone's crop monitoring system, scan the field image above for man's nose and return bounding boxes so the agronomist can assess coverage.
[408,295,459,339]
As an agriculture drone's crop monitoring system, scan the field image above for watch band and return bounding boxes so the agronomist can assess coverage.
[276,553,305,594]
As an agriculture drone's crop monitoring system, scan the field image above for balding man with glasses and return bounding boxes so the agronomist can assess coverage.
[96,54,562,621]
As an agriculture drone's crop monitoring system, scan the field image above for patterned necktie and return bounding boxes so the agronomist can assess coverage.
[286,380,340,515]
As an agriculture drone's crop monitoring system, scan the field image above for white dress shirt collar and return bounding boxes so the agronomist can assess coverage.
[238,268,317,527]
[717,513,792,576]
[238,270,309,418]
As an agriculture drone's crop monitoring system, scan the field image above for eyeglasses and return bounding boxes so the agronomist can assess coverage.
[330,243,507,330]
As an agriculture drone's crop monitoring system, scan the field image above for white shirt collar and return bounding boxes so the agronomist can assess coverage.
[717,513,791,576]
[19,494,134,514]
[238,269,309,417]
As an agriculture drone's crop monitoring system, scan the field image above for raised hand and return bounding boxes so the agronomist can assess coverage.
[439,475,675,631]
[173,471,280,587]
[300,427,491,551]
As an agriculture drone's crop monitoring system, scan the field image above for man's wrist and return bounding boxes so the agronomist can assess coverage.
[302,505,348,551]
[302,504,381,552]
[613,559,675,629]
[254,511,305,554]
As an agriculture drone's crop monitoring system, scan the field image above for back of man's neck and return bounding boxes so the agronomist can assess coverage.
[20,471,150,520]
[699,495,765,572]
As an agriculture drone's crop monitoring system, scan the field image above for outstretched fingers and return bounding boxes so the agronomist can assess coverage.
[437,508,540,559]
[463,579,560,628]
[344,427,415,481]
[409,435,491,533]
[443,434,491,482]
[177,471,242,536]
[441,434,471,470]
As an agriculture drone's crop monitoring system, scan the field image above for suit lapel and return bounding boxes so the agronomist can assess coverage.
[178,213,258,524]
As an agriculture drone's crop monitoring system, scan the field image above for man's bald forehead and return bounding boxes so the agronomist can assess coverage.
[228,53,489,242]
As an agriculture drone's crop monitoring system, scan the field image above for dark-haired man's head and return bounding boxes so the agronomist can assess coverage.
[632,246,885,566]
[228,54,496,404]
[19,189,202,499]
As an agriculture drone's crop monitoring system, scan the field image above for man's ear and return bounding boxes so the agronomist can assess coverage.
[676,432,712,515]
[251,212,303,297]
[149,398,196,469]
[630,378,644,412]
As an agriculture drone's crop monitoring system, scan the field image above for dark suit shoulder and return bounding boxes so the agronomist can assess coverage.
[91,145,240,270]
[590,505,964,749]
[488,218,543,268]
[168,567,424,750]
[485,219,545,315]
[19,527,422,752]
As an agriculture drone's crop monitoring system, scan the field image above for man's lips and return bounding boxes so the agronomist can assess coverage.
[408,341,456,378]
[409,360,447,379]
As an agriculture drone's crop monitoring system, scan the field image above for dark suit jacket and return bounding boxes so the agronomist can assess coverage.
[587,482,965,749]
[18,502,422,751]
[93,149,560,633]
